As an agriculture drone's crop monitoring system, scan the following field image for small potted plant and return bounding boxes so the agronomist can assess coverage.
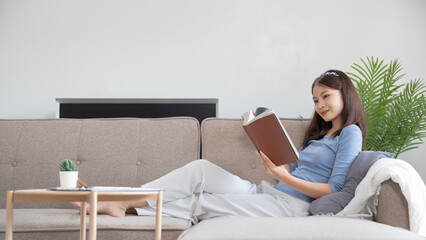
[59,159,78,188]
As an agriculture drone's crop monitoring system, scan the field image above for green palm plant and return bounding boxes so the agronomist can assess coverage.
[348,56,426,158]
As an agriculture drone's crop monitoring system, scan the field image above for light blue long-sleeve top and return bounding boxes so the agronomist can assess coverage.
[274,124,362,202]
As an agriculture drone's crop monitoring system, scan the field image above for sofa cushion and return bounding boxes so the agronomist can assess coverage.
[178,216,424,240]
[0,209,191,239]
[309,151,394,215]
[201,118,310,185]
[0,117,200,209]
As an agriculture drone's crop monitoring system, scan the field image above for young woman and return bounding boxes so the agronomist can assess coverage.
[74,70,366,223]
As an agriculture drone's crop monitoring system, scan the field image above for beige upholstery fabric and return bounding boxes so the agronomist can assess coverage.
[200,118,310,185]
[0,209,191,230]
[0,231,183,240]
[0,209,188,240]
[178,216,423,240]
[376,179,410,230]
[0,117,414,239]
[0,209,190,240]
[0,117,200,209]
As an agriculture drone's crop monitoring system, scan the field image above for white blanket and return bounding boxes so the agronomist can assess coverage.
[337,158,426,237]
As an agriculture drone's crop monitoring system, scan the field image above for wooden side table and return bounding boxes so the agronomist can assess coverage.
[5,188,164,240]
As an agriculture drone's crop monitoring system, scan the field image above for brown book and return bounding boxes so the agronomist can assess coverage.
[242,108,299,166]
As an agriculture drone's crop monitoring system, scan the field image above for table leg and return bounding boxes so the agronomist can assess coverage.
[155,191,163,240]
[5,191,14,240]
[89,192,98,240]
[80,201,87,240]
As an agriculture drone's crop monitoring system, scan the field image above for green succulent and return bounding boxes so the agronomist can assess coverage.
[348,56,426,158]
[59,159,78,171]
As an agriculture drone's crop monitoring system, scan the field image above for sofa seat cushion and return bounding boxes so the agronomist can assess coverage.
[178,216,424,240]
[0,208,192,232]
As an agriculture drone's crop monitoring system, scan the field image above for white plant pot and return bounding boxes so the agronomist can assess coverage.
[59,171,79,188]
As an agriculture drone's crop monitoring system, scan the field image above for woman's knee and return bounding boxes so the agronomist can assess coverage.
[187,159,212,167]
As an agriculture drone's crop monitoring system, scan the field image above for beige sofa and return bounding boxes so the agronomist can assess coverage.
[0,117,422,239]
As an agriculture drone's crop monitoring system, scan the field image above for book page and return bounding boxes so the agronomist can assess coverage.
[242,110,255,125]
[242,109,274,125]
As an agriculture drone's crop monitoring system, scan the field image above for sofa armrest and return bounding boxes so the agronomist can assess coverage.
[375,179,409,230]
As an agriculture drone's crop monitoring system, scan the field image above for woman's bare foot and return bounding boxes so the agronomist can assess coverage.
[77,178,88,188]
[72,178,147,216]
[72,201,128,217]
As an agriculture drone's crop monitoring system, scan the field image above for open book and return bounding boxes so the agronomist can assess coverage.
[242,108,299,166]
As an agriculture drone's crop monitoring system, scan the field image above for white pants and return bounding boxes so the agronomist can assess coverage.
[135,159,310,223]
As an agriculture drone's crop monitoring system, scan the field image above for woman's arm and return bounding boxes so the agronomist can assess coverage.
[283,163,290,173]
[258,125,362,199]
[258,151,332,199]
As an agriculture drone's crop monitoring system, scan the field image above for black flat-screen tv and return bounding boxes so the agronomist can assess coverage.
[56,98,218,124]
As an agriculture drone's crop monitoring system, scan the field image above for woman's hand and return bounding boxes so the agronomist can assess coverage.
[257,151,333,199]
[257,151,291,182]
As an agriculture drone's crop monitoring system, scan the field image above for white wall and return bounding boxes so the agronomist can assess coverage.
[0,0,425,180]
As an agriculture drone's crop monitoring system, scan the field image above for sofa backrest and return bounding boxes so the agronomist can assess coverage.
[0,117,200,209]
[0,117,311,209]
[201,118,310,185]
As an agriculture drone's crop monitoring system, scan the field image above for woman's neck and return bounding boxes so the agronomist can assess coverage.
[326,120,343,136]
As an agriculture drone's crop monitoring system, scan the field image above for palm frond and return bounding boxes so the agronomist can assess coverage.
[348,57,426,158]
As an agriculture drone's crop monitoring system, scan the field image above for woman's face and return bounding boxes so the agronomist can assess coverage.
[312,84,344,128]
